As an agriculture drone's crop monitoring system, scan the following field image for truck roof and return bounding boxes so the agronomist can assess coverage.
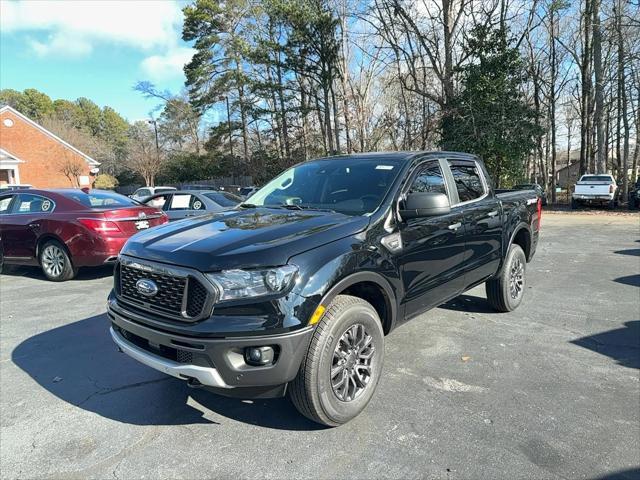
[314,151,479,162]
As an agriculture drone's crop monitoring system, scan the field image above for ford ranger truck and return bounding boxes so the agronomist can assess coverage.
[107,152,541,426]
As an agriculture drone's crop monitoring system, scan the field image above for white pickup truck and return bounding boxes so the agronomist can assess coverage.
[572,174,618,209]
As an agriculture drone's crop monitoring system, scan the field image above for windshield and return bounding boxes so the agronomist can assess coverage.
[61,190,140,209]
[204,192,241,207]
[246,157,402,215]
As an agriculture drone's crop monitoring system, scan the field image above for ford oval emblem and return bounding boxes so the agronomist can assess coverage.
[136,278,158,297]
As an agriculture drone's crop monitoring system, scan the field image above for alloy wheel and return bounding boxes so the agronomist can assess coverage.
[509,257,524,299]
[42,245,66,279]
[331,323,375,402]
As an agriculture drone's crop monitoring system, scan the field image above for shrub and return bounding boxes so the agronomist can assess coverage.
[94,173,119,190]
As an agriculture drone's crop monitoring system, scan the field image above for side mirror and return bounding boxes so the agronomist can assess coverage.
[400,192,451,219]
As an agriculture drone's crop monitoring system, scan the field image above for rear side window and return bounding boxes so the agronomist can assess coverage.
[146,194,171,210]
[0,195,14,214]
[168,194,194,211]
[15,194,55,213]
[135,188,151,197]
[448,162,485,203]
[409,162,447,196]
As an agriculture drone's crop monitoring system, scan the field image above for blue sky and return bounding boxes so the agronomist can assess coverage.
[0,0,194,122]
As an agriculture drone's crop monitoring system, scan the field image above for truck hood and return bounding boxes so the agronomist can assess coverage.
[120,207,369,271]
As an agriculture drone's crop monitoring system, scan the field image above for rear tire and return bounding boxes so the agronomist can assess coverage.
[39,240,77,281]
[289,295,384,427]
[571,198,579,209]
[485,244,526,312]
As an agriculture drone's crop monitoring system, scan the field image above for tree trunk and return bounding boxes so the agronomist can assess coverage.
[549,6,558,203]
[592,0,605,174]
[616,0,630,200]
[579,0,593,176]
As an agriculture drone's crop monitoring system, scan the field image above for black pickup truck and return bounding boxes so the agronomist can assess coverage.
[107,152,541,426]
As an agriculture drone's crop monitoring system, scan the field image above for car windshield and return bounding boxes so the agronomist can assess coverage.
[61,190,140,209]
[246,157,402,215]
[204,192,241,207]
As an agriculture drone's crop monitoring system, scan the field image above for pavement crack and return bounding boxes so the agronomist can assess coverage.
[76,377,172,407]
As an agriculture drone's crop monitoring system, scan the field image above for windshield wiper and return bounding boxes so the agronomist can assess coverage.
[239,203,258,208]
[280,204,337,213]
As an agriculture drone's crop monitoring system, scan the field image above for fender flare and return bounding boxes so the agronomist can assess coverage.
[318,271,398,333]
[506,222,533,261]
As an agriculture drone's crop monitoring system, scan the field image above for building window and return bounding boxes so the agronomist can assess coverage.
[3,118,14,127]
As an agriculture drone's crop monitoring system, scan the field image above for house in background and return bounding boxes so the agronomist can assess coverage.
[0,105,99,188]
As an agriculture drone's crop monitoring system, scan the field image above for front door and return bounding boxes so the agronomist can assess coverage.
[1,193,53,260]
[398,160,467,318]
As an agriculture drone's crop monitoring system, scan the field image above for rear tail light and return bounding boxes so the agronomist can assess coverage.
[609,184,614,193]
[159,212,169,224]
[537,197,542,228]
[78,218,123,234]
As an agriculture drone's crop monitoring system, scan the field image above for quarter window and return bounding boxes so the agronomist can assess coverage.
[448,162,485,203]
[409,163,447,196]
[168,194,194,211]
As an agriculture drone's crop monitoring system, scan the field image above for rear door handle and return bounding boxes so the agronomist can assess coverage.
[487,211,498,217]
[448,222,462,231]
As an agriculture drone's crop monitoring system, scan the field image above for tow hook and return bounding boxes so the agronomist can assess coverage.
[186,377,204,389]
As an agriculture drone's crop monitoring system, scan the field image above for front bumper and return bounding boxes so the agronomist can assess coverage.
[108,303,314,397]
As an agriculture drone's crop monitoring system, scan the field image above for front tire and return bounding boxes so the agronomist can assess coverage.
[485,244,527,312]
[289,295,385,427]
[39,240,77,281]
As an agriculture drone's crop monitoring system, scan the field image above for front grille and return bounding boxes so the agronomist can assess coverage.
[116,261,212,320]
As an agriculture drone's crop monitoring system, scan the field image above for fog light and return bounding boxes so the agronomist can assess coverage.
[245,346,275,366]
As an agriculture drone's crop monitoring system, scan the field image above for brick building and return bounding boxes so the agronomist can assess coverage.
[0,105,99,188]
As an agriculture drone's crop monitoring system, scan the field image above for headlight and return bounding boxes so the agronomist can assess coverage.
[206,265,298,302]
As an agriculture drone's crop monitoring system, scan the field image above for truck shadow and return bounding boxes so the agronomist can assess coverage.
[613,249,640,257]
[11,314,323,431]
[614,275,640,287]
[440,294,495,314]
[570,321,640,370]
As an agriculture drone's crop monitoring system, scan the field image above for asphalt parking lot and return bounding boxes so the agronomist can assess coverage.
[1,212,638,479]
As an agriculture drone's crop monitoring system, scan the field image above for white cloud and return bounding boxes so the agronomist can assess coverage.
[141,47,195,81]
[1,0,185,56]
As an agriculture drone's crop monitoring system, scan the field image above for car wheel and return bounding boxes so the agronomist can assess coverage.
[607,200,615,210]
[571,198,579,209]
[39,240,77,281]
[485,244,526,312]
[289,294,384,427]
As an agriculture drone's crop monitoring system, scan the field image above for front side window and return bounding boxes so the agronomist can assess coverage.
[0,195,14,214]
[409,162,447,196]
[15,194,55,213]
[448,162,485,203]
[136,188,151,197]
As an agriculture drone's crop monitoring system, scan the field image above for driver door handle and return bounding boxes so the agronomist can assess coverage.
[28,222,40,229]
[448,222,462,231]
[487,211,498,217]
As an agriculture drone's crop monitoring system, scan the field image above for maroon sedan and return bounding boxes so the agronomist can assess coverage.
[0,189,168,281]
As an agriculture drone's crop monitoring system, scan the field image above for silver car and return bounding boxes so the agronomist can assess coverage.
[142,190,242,221]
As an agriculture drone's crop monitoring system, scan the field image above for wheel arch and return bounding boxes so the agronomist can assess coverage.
[36,234,72,261]
[509,223,533,262]
[318,272,397,335]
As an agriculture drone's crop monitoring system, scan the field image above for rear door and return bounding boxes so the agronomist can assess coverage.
[447,159,503,288]
[398,159,468,317]
[0,194,17,258]
[2,193,56,260]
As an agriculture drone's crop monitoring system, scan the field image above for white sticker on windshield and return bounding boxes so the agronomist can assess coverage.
[376,165,394,170]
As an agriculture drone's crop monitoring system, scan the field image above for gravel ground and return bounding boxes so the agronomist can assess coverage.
[1,212,638,480]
